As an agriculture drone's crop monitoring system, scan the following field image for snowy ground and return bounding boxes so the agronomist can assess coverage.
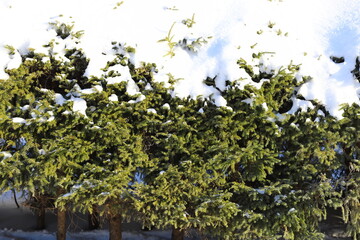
[0,230,171,240]
[0,191,172,240]
[0,191,352,240]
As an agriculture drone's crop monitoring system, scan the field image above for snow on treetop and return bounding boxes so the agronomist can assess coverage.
[0,0,359,117]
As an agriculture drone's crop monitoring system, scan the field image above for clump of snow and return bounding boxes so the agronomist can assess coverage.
[62,110,71,115]
[54,93,66,105]
[70,97,87,116]
[162,103,170,109]
[147,108,157,114]
[214,95,227,107]
[38,149,46,155]
[61,192,73,198]
[106,65,133,85]
[108,94,118,102]
[0,152,12,160]
[242,98,254,105]
[6,52,22,70]
[12,117,27,124]
[47,111,55,122]
[20,105,30,111]
[128,94,146,104]
[126,80,140,96]
[288,208,296,213]
[80,88,95,95]
[145,83,153,90]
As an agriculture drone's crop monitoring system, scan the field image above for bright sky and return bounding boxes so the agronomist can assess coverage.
[0,0,359,118]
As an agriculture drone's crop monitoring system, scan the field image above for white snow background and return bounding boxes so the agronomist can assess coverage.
[1,0,360,238]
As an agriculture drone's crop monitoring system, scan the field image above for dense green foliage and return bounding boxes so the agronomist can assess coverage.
[0,23,360,240]
[338,103,360,240]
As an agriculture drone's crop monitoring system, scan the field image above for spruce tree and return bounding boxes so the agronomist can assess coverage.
[338,103,360,239]
[0,23,93,239]
[131,79,238,239]
[271,106,341,239]
[203,84,282,239]
[0,20,355,240]
[208,57,342,239]
[55,47,151,240]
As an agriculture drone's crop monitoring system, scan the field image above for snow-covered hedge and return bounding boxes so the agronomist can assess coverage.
[0,1,360,239]
[0,21,359,240]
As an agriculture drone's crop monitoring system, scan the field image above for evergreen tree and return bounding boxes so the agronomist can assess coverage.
[119,66,239,239]
[1,20,357,240]
[271,106,341,239]
[338,103,360,239]
[56,48,151,240]
[204,84,282,239]
[0,23,93,239]
[209,58,342,239]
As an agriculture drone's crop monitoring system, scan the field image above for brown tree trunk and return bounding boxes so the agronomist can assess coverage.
[36,205,46,230]
[34,193,47,230]
[109,213,122,240]
[171,227,185,240]
[56,208,66,240]
[88,205,100,230]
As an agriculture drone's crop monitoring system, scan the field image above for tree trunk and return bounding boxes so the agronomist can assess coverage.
[88,205,100,230]
[12,189,20,208]
[109,213,122,240]
[34,193,47,230]
[36,205,46,230]
[171,227,185,240]
[56,208,66,240]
